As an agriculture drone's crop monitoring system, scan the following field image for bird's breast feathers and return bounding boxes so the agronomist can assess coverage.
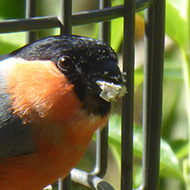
[0,57,108,189]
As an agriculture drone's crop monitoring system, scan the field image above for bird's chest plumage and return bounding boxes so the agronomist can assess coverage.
[0,111,108,190]
[0,58,109,190]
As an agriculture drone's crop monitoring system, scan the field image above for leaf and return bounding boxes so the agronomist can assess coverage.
[0,33,26,55]
[108,115,183,180]
[159,139,183,180]
[111,18,123,52]
[0,0,25,19]
[165,0,189,49]
[170,140,189,160]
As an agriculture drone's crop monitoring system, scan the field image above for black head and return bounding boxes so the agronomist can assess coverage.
[10,35,125,117]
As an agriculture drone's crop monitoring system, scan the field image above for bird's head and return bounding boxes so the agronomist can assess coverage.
[10,35,126,117]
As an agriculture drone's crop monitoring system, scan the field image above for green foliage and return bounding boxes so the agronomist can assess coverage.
[109,115,184,188]
[0,0,25,19]
[165,0,188,49]
[108,0,190,189]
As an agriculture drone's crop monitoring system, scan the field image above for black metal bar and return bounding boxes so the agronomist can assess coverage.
[0,16,62,33]
[59,0,72,189]
[141,0,165,189]
[60,0,72,34]
[25,0,38,43]
[141,5,155,190]
[91,127,109,178]
[71,0,155,25]
[0,0,155,34]
[71,5,124,26]
[99,0,111,45]
[121,0,135,189]
[71,168,115,190]
[0,6,123,33]
[59,175,71,190]
[135,0,155,12]
[91,0,111,179]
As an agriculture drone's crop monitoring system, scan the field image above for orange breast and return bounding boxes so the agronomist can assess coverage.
[0,114,108,190]
[0,58,109,190]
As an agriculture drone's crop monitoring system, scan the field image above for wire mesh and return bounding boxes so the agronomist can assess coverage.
[0,0,165,189]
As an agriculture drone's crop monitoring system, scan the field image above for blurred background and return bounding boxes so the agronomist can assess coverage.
[0,0,189,189]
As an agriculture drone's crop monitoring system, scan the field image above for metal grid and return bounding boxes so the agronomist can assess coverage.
[0,0,165,189]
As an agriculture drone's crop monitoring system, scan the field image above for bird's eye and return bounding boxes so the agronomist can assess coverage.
[57,56,74,72]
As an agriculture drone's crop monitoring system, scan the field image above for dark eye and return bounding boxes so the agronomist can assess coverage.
[57,56,74,72]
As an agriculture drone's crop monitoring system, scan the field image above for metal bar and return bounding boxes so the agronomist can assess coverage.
[60,0,72,34]
[91,127,109,178]
[59,175,71,190]
[59,0,72,189]
[141,0,165,189]
[135,0,155,12]
[141,5,155,190]
[91,0,111,179]
[71,5,124,26]
[99,0,111,44]
[0,6,123,33]
[0,0,155,34]
[0,16,62,33]
[121,0,135,189]
[71,168,115,190]
[71,0,155,25]
[25,0,38,43]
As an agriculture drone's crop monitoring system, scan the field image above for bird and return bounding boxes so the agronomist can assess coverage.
[0,35,126,190]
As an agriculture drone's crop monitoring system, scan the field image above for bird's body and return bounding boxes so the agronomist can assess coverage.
[0,35,126,190]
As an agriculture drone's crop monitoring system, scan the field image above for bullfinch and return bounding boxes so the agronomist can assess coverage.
[0,35,126,190]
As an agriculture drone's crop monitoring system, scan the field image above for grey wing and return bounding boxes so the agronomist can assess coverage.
[0,63,35,160]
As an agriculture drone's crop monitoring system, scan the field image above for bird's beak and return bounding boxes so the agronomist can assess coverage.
[88,59,127,102]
